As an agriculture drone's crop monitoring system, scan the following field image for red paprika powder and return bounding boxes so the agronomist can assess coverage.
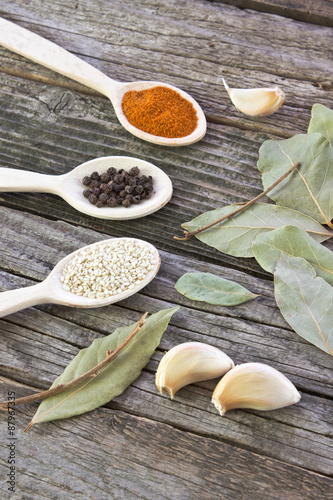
[121,86,198,138]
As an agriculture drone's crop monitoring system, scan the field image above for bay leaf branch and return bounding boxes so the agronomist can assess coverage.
[174,161,300,241]
[0,312,148,412]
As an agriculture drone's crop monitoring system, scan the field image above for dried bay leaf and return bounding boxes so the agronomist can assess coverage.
[175,272,259,305]
[257,132,333,226]
[29,307,179,426]
[308,103,333,144]
[274,254,333,355]
[182,202,332,258]
[252,225,333,287]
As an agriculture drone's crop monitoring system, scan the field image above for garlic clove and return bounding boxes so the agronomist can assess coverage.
[156,342,234,399]
[222,79,285,117]
[212,362,301,415]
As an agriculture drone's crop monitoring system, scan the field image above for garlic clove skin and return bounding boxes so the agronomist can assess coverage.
[212,362,301,415]
[156,342,234,399]
[222,79,285,117]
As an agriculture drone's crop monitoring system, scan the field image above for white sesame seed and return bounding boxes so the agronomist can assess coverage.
[61,239,156,299]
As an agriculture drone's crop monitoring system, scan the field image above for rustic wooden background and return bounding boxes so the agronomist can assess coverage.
[0,0,332,498]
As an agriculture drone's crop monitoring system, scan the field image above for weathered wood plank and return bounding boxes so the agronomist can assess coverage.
[0,0,332,136]
[0,74,332,280]
[0,209,332,474]
[0,206,331,395]
[0,0,332,495]
[0,379,332,500]
[1,314,332,475]
[214,0,333,27]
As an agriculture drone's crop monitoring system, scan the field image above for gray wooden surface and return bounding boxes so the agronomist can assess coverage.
[0,1,332,498]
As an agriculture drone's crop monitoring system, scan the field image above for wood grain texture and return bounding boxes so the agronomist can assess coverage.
[0,0,332,136]
[0,74,332,279]
[0,0,332,497]
[0,209,332,474]
[214,0,333,27]
[1,380,332,500]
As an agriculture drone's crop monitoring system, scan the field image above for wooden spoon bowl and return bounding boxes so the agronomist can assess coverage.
[0,238,160,318]
[0,156,173,220]
[0,17,207,146]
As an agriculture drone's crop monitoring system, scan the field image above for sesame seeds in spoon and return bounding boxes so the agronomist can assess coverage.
[0,156,173,220]
[0,238,160,318]
[0,17,207,146]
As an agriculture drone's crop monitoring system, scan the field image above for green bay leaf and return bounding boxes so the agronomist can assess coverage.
[30,306,179,426]
[175,272,258,305]
[182,202,332,258]
[252,225,333,286]
[308,103,333,145]
[257,132,333,225]
[274,254,333,355]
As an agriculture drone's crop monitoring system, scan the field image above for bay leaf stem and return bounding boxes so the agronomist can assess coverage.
[0,312,148,411]
[174,161,301,241]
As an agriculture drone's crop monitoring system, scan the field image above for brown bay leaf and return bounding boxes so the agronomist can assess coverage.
[29,306,179,426]
[274,254,333,355]
[257,132,333,226]
[252,225,333,287]
[308,103,333,145]
[175,272,259,306]
[182,202,332,258]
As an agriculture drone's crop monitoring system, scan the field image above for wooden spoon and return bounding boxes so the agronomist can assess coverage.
[0,238,160,318]
[0,156,173,220]
[0,17,207,146]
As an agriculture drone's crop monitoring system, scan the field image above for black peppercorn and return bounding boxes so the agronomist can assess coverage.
[90,180,101,188]
[107,167,117,176]
[114,174,122,184]
[83,189,92,198]
[129,166,140,177]
[88,194,98,205]
[99,193,109,204]
[82,176,91,186]
[90,171,100,181]
[82,165,153,209]
[107,197,117,207]
[128,177,136,186]
[100,172,111,183]
[122,198,131,208]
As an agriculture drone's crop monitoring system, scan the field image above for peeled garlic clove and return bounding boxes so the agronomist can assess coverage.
[212,362,300,415]
[156,342,234,399]
[222,78,285,117]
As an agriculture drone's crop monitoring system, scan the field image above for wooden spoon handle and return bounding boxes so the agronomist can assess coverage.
[0,167,59,193]
[0,17,117,97]
[0,282,50,318]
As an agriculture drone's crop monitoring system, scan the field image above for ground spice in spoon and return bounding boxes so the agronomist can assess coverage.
[121,86,198,138]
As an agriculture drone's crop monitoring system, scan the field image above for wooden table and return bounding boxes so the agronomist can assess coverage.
[0,1,332,498]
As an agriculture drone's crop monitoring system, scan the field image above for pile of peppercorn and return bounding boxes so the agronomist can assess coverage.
[82,166,154,208]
